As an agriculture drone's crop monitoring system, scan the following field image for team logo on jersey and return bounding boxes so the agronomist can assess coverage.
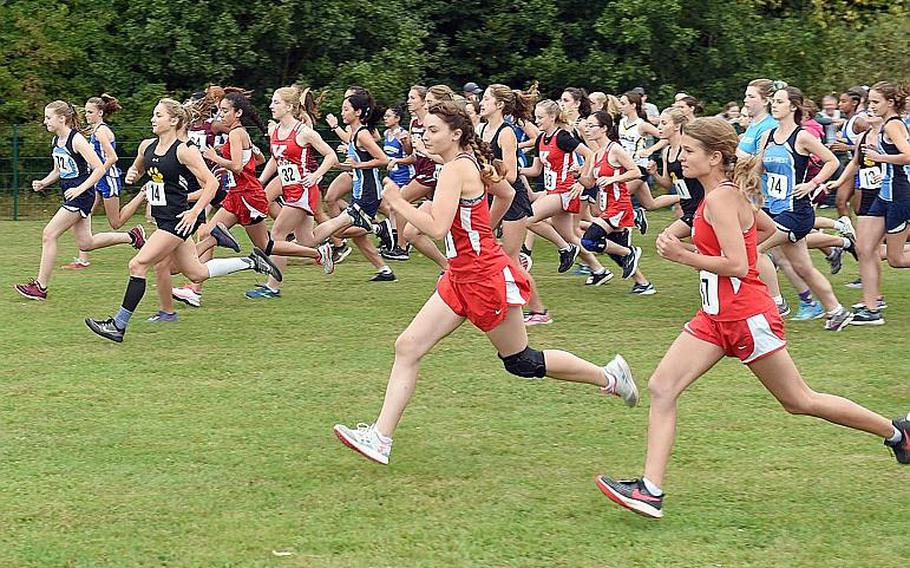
[148,167,164,184]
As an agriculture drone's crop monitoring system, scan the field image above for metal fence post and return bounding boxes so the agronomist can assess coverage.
[12,124,20,220]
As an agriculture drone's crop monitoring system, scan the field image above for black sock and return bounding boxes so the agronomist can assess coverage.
[122,275,146,313]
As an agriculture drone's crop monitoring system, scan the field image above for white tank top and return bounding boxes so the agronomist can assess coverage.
[619,117,648,167]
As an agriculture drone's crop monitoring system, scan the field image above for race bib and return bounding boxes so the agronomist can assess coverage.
[598,189,608,211]
[673,177,691,200]
[699,270,720,315]
[278,162,303,186]
[765,172,789,200]
[223,171,236,189]
[187,130,208,150]
[53,150,78,179]
[543,166,557,191]
[433,164,443,181]
[858,166,882,190]
[146,181,167,206]
[444,231,457,259]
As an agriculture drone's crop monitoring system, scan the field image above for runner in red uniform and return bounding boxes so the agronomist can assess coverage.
[595,117,910,520]
[333,100,640,466]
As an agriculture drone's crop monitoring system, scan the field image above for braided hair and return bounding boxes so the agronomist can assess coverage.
[427,100,504,186]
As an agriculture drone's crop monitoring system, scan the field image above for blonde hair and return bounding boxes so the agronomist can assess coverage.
[684,117,762,205]
[158,98,195,132]
[46,100,83,130]
[605,95,621,117]
[662,107,689,130]
[589,91,607,109]
[536,99,568,126]
[427,84,456,102]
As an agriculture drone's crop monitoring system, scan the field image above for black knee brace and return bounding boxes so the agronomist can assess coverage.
[264,237,275,256]
[499,346,546,378]
[581,223,607,253]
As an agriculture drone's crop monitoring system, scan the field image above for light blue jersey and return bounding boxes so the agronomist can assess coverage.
[738,114,778,156]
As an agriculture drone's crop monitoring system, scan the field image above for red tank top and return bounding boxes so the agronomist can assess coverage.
[594,142,633,224]
[537,128,577,194]
[221,133,263,194]
[442,155,510,283]
[691,184,775,321]
[270,122,317,189]
[410,117,438,180]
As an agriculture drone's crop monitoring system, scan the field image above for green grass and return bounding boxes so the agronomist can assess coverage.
[1,211,908,567]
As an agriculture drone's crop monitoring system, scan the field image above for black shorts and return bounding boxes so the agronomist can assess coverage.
[636,165,649,182]
[503,184,533,222]
[580,184,599,203]
[680,198,700,227]
[155,213,205,241]
[211,186,228,208]
[60,181,96,219]
[857,189,878,216]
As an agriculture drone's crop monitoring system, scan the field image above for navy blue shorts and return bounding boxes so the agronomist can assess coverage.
[867,196,910,234]
[580,184,599,203]
[155,213,205,241]
[767,206,815,242]
[61,179,96,219]
[503,184,533,221]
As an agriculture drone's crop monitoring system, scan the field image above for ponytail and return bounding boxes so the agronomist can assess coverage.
[685,117,763,206]
[46,100,83,131]
[224,91,267,134]
[86,93,122,118]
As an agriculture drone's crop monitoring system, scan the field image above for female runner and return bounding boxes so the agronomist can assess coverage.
[595,117,909,519]
[617,91,661,234]
[333,101,639,465]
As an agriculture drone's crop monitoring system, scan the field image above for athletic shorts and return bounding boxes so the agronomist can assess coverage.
[867,196,910,234]
[636,165,649,182]
[155,212,206,241]
[767,206,815,242]
[684,307,787,364]
[580,184,599,203]
[413,157,439,190]
[680,199,700,227]
[857,189,878,217]
[60,183,96,219]
[95,174,121,199]
[502,184,533,222]
[222,190,268,226]
[548,190,580,214]
[282,183,320,215]
[437,262,530,332]
[211,186,228,208]
[601,200,634,230]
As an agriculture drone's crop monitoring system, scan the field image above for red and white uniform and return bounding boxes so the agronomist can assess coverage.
[410,117,441,190]
[594,142,634,229]
[437,157,530,331]
[270,122,320,214]
[537,128,581,213]
[683,184,786,363]
[220,135,269,226]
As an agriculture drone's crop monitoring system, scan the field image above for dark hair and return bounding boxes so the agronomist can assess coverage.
[777,86,805,124]
[427,100,502,186]
[223,91,267,134]
[86,93,121,117]
[387,104,405,121]
[622,91,647,120]
[590,110,619,142]
[679,96,704,116]
[842,87,866,107]
[346,92,383,131]
[564,87,592,118]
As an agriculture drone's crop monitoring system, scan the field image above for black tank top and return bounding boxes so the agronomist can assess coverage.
[52,129,90,186]
[665,145,705,217]
[143,139,194,221]
[481,122,524,190]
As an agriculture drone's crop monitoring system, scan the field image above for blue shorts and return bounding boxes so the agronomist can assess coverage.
[580,184,599,203]
[867,196,910,234]
[60,178,95,219]
[767,205,815,242]
[95,174,121,199]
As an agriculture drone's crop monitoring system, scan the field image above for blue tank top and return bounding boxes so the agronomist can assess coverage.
[738,114,778,156]
[761,126,810,214]
[348,126,380,199]
[877,116,910,202]
[52,129,90,183]
[506,116,530,168]
[382,127,414,185]
[89,123,122,178]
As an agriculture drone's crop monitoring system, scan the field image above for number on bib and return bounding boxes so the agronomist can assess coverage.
[433,164,443,181]
[187,130,208,150]
[444,231,457,259]
[699,270,720,315]
[54,151,78,179]
[223,171,236,189]
[278,162,303,186]
[543,167,557,191]
[146,181,167,206]
[673,177,691,200]
[858,166,882,190]
[765,172,789,200]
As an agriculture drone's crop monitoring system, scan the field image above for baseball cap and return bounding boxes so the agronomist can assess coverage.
[463,82,482,95]
[632,86,646,96]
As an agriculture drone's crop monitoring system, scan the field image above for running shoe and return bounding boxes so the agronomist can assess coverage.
[826,247,844,275]
[602,354,638,407]
[777,298,791,317]
[585,270,614,286]
[834,215,856,239]
[249,247,283,282]
[62,257,91,269]
[520,244,533,256]
[381,246,410,261]
[621,246,642,280]
[851,297,887,310]
[633,208,649,235]
[791,300,824,321]
[147,311,178,323]
[333,242,352,263]
[849,307,884,326]
[347,203,373,231]
[333,423,392,465]
[518,252,533,272]
[84,317,124,343]
[172,286,202,307]
[845,278,863,289]
[557,244,579,273]
[374,218,395,251]
[886,414,910,464]
[594,476,663,519]
[14,279,47,301]
[317,243,335,274]
[370,270,397,282]
[824,306,854,331]
[128,225,146,250]
[211,222,241,252]
[572,264,592,276]
[630,282,656,295]
[245,284,281,299]
[524,311,553,326]
[843,234,858,261]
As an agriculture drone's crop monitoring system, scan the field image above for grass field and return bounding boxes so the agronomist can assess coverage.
[1,211,908,567]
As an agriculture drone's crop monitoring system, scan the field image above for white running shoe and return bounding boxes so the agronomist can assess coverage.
[602,355,639,407]
[834,216,856,239]
[518,252,533,272]
[333,423,392,465]
[317,243,335,274]
[172,286,202,308]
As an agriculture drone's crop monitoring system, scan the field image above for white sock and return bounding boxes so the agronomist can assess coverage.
[642,477,663,496]
[205,257,253,278]
[773,295,784,305]
[887,426,903,445]
[827,304,844,316]
[594,268,606,275]
[560,245,572,252]
[379,265,392,274]
[842,237,851,248]
[602,369,616,393]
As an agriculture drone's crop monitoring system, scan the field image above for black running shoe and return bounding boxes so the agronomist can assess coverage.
[333,242,352,263]
[347,203,374,231]
[594,476,664,518]
[585,270,614,286]
[249,247,283,282]
[850,307,884,326]
[520,244,533,256]
[381,245,410,261]
[621,246,642,280]
[370,270,397,282]
[634,208,648,235]
[211,223,241,252]
[374,218,395,251]
[557,244,579,273]
[85,317,125,343]
[844,234,858,262]
[886,414,910,464]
